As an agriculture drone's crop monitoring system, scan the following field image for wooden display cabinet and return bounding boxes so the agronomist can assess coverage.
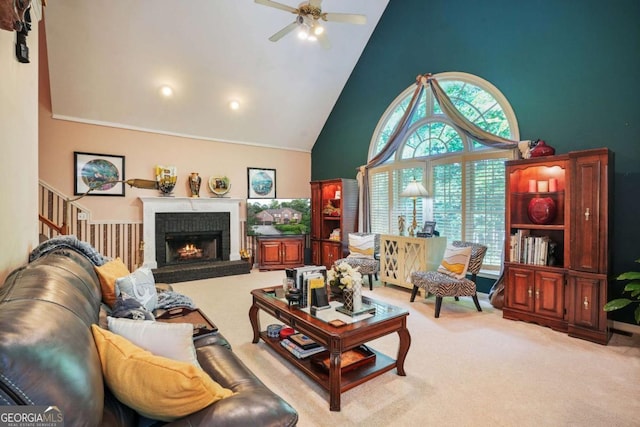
[310,179,358,269]
[256,235,305,271]
[505,265,565,331]
[320,240,342,269]
[503,148,612,344]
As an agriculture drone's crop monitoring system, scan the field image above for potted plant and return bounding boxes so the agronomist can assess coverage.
[603,257,640,324]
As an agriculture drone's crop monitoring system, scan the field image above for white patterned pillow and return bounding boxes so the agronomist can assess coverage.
[115,267,158,312]
[437,246,472,279]
[347,233,375,259]
[107,317,199,367]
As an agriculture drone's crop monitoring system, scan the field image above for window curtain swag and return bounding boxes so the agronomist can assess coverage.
[358,73,525,232]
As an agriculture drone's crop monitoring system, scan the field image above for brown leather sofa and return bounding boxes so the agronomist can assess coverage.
[0,248,298,426]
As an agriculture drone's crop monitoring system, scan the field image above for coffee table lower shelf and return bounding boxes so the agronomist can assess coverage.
[259,332,396,394]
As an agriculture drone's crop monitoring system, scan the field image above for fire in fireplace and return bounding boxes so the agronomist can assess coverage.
[154,212,231,268]
[165,231,222,265]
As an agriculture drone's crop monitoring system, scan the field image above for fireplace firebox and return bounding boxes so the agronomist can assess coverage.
[155,212,230,268]
[165,231,222,265]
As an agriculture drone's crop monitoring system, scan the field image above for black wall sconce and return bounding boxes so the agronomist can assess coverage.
[0,0,33,63]
[15,7,30,63]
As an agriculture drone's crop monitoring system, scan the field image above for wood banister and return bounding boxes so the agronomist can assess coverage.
[38,214,67,235]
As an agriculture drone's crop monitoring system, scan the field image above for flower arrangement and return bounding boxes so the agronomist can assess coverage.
[327,262,362,290]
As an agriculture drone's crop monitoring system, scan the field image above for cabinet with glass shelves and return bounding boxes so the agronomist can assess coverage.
[505,156,569,269]
[310,179,358,269]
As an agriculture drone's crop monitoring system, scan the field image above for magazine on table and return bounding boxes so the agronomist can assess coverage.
[280,338,326,358]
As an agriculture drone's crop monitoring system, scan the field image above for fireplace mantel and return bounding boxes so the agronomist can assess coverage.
[140,197,242,268]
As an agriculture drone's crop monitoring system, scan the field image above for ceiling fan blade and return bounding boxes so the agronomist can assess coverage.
[309,0,323,8]
[316,31,331,50]
[254,0,298,14]
[269,21,299,42]
[323,13,367,25]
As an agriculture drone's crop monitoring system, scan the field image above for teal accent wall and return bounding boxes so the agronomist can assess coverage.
[312,0,640,323]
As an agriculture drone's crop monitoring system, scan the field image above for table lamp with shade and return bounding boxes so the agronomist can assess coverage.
[400,178,430,237]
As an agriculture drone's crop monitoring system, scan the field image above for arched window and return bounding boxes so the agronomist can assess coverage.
[368,72,519,271]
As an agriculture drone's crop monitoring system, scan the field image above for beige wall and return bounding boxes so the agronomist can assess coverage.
[39,118,311,222]
[38,34,310,224]
[0,25,40,283]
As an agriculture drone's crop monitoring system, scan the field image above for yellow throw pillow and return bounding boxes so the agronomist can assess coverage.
[91,325,233,421]
[95,258,130,307]
[347,233,376,259]
[437,245,472,280]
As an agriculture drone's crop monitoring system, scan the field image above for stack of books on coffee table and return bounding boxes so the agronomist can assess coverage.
[280,333,325,359]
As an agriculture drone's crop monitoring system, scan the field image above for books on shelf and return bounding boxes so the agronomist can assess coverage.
[509,229,550,266]
[280,338,326,359]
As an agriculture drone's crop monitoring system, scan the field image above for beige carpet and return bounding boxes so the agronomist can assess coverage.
[172,270,640,427]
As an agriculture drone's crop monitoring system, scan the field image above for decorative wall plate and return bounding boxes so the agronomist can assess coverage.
[208,176,231,196]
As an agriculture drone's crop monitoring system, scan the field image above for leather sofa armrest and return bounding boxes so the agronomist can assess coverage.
[193,331,232,350]
[165,344,297,427]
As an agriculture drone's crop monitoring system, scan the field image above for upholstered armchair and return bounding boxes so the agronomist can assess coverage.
[333,233,380,291]
[409,241,488,317]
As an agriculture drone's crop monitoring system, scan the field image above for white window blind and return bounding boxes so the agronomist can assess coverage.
[465,158,506,270]
[432,163,462,242]
[370,170,389,234]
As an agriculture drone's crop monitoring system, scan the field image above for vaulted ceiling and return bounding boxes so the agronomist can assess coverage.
[44,1,389,152]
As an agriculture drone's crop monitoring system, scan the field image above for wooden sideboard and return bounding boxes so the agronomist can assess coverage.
[380,235,447,290]
[256,235,305,271]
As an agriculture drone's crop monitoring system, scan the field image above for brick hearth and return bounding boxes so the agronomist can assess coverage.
[152,260,250,284]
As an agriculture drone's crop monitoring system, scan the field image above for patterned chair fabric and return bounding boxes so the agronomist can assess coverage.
[333,233,380,290]
[410,241,488,317]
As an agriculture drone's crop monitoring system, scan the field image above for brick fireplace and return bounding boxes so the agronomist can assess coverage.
[140,197,249,282]
[155,212,229,268]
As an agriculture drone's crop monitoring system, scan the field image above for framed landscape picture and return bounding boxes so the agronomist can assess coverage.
[247,167,276,199]
[74,152,125,196]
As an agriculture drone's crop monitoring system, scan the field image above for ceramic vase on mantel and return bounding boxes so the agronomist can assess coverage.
[156,165,177,197]
[189,172,201,198]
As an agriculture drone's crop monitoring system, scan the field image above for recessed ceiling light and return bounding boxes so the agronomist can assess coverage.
[229,100,240,110]
[159,85,173,97]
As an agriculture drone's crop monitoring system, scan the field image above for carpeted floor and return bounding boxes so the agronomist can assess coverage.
[172,270,640,427]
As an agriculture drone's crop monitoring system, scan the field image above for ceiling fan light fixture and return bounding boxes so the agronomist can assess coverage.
[255,0,367,47]
[297,25,310,40]
[229,100,240,111]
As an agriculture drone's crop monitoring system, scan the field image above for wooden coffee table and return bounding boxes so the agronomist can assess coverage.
[249,286,411,411]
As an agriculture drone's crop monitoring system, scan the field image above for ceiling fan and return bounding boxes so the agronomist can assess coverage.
[254,0,367,49]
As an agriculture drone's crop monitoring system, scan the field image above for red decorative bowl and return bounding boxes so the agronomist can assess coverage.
[528,197,557,224]
[530,140,555,157]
